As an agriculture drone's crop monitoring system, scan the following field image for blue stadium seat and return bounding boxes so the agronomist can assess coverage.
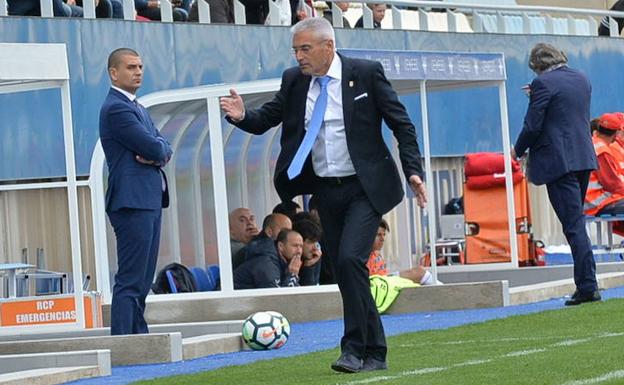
[165,270,178,293]
[207,264,220,289]
[191,266,216,291]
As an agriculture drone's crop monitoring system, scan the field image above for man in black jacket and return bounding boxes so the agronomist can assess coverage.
[220,17,426,373]
[294,217,323,286]
[234,214,301,289]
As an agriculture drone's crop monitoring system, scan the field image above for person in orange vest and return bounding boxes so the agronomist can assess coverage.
[584,113,624,217]
[609,112,624,171]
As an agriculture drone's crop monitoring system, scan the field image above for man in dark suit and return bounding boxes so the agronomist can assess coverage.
[220,17,426,373]
[100,48,173,335]
[512,42,600,306]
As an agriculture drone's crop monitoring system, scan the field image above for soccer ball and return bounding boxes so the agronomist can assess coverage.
[241,311,290,350]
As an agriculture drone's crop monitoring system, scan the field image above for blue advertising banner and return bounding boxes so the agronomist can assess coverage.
[339,49,506,81]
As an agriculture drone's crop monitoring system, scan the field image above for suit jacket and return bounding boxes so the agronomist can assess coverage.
[99,88,173,212]
[230,53,423,214]
[514,66,597,185]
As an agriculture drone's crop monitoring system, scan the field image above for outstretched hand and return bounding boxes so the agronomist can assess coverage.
[408,175,427,208]
[219,88,245,122]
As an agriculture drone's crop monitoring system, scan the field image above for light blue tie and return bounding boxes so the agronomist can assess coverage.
[287,75,331,180]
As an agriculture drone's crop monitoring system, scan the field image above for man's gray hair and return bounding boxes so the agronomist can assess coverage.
[528,43,568,73]
[291,17,335,43]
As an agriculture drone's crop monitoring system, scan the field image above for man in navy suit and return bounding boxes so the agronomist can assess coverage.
[100,48,173,335]
[220,18,426,373]
[513,43,600,306]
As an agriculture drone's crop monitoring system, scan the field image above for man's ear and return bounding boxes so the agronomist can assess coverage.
[327,39,335,51]
[109,67,117,82]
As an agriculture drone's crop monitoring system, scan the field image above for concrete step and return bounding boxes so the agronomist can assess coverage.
[0,349,110,375]
[153,320,244,338]
[182,332,244,360]
[128,281,508,326]
[0,333,182,366]
[510,272,624,305]
[0,366,100,385]
[0,320,244,342]
[439,261,624,287]
[387,281,508,313]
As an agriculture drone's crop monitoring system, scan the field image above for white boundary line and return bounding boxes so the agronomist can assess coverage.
[561,370,624,385]
[337,332,624,385]
[398,335,577,347]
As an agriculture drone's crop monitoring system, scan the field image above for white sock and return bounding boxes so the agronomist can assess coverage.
[420,271,435,285]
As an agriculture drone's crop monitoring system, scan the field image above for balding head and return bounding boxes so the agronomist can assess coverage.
[229,207,259,244]
[262,213,293,240]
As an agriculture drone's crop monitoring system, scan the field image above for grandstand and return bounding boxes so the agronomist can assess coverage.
[2,0,624,383]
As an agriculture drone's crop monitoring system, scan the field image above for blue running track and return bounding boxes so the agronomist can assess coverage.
[66,286,624,385]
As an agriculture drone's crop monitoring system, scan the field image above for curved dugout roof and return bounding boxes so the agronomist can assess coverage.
[89,49,513,303]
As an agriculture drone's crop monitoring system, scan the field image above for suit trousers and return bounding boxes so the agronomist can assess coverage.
[546,170,598,294]
[315,176,386,360]
[108,208,162,335]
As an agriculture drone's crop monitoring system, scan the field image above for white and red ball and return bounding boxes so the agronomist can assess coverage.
[241,311,290,350]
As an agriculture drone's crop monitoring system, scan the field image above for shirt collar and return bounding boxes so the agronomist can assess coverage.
[542,63,567,74]
[111,85,137,102]
[312,52,342,83]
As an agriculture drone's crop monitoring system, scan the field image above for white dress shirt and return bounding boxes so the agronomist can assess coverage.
[306,53,356,177]
[111,85,137,102]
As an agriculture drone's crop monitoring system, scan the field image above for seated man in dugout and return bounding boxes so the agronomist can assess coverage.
[293,217,323,286]
[234,215,301,289]
[272,200,302,220]
[584,112,624,219]
[367,219,440,285]
[229,207,260,270]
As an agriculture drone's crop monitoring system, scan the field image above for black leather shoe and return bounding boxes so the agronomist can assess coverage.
[564,290,601,306]
[331,352,362,373]
[362,357,388,372]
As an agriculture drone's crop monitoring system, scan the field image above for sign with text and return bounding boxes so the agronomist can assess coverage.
[0,293,102,328]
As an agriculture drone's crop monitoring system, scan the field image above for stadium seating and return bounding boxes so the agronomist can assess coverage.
[191,266,217,291]
[207,264,220,289]
[165,270,178,293]
[585,214,624,254]
[0,0,618,37]
[378,7,473,32]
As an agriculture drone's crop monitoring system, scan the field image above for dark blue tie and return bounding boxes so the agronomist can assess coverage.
[287,75,331,180]
[134,99,146,121]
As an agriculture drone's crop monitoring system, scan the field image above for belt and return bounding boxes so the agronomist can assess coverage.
[318,175,358,186]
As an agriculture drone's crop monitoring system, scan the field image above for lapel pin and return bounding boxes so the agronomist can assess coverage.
[349,80,354,88]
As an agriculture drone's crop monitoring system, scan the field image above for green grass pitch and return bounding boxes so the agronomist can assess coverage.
[134,298,624,385]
